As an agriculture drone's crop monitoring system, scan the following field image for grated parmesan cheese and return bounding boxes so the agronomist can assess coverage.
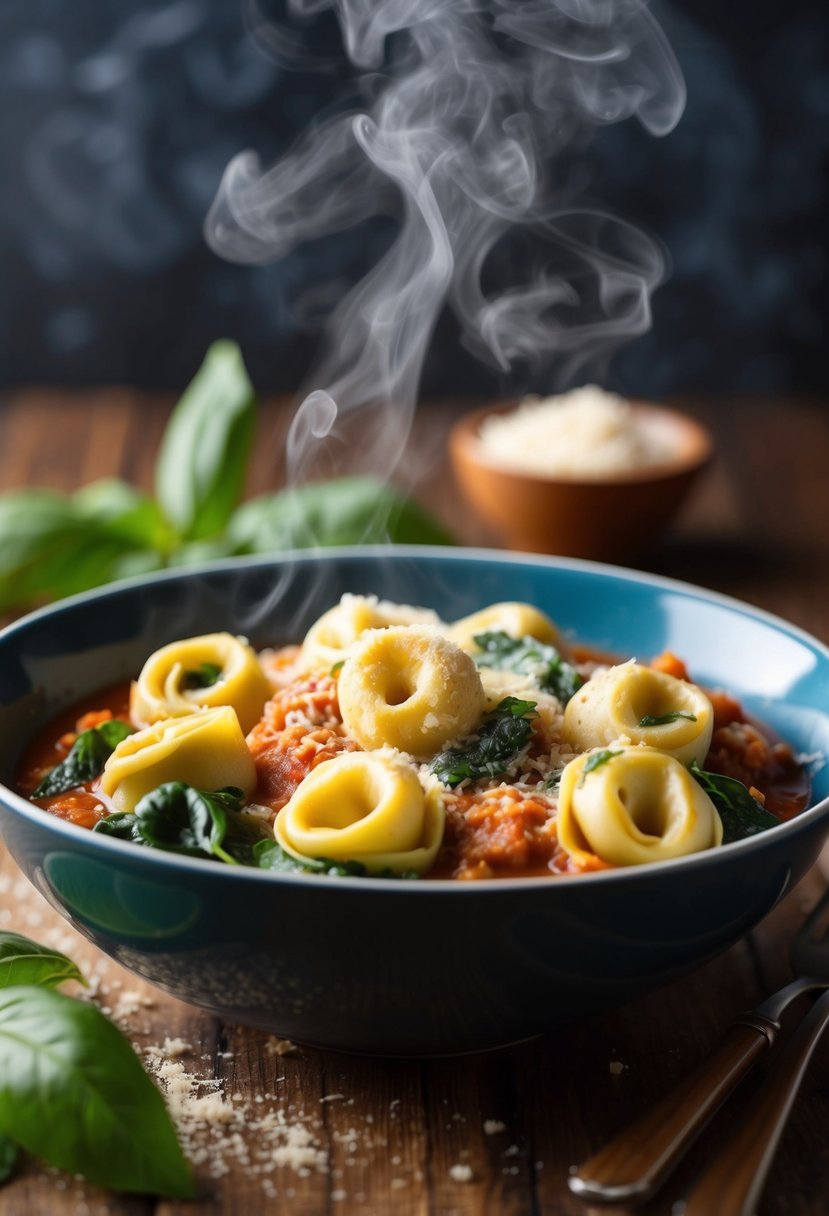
[477,385,673,478]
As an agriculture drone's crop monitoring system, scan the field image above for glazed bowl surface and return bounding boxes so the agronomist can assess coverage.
[449,402,713,561]
[0,547,827,1056]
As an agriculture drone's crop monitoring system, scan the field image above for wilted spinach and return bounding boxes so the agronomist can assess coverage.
[430,696,538,788]
[32,719,133,798]
[254,841,420,880]
[472,631,583,705]
[579,748,623,785]
[639,710,697,727]
[689,761,779,843]
[94,782,272,865]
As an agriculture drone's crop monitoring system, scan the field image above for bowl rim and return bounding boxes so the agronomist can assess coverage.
[0,543,827,894]
[449,400,714,485]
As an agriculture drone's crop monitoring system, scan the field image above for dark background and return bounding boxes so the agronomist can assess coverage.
[0,1,825,399]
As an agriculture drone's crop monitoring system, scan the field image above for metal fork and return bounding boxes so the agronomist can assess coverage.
[568,885,829,1207]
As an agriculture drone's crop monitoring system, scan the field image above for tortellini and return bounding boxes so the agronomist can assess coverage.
[337,626,485,759]
[100,706,257,813]
[557,745,723,867]
[274,750,445,875]
[299,593,442,672]
[563,661,713,766]
[130,632,270,735]
[446,601,560,653]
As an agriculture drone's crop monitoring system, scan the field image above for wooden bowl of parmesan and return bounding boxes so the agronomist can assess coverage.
[449,387,713,561]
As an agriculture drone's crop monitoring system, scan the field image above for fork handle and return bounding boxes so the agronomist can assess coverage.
[568,1017,776,1205]
[681,987,829,1216]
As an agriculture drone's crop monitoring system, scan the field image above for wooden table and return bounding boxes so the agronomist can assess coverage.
[1,390,828,1215]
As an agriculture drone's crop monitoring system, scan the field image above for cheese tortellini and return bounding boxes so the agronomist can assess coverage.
[557,745,723,867]
[337,626,485,759]
[100,706,257,813]
[446,602,560,653]
[563,661,714,766]
[130,632,270,735]
[274,750,445,875]
[299,593,442,672]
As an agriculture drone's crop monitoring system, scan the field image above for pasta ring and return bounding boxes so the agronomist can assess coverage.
[100,706,257,813]
[446,602,560,653]
[299,594,441,672]
[337,626,485,758]
[557,745,723,868]
[274,750,445,875]
[130,632,270,735]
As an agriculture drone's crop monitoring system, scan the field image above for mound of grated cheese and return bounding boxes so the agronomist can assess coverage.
[477,385,673,478]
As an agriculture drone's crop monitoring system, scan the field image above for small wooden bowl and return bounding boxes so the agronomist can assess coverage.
[449,401,713,562]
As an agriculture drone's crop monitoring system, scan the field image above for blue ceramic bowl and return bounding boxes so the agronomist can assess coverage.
[1,548,828,1056]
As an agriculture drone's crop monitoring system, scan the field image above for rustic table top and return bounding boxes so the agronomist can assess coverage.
[0,389,828,1216]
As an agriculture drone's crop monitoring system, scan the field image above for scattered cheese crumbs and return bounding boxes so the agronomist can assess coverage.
[609,1060,627,1076]
[145,1037,192,1060]
[477,385,674,478]
[321,1093,346,1103]
[449,1164,474,1183]
[266,1035,299,1057]
[483,1120,506,1135]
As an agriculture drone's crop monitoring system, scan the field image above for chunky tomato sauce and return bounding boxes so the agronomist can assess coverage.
[16,652,811,880]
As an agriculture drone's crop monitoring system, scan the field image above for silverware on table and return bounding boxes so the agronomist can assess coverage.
[568,886,829,1206]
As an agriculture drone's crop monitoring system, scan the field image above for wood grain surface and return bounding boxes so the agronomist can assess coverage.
[1,390,828,1215]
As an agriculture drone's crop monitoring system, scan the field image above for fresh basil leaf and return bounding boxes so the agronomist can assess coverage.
[430,697,538,788]
[0,1133,17,1184]
[639,710,697,727]
[182,662,223,690]
[689,761,779,844]
[0,986,194,1197]
[580,749,623,784]
[127,783,270,865]
[73,479,174,553]
[33,720,133,799]
[226,475,455,553]
[155,340,255,542]
[0,933,85,991]
[473,631,583,705]
[0,492,111,611]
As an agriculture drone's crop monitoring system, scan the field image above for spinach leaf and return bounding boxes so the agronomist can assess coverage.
[579,748,623,784]
[95,783,272,865]
[182,662,223,690]
[0,933,85,991]
[430,696,538,788]
[33,720,133,799]
[689,761,780,844]
[639,710,697,727]
[226,475,455,552]
[254,841,419,879]
[155,340,256,542]
[0,986,194,1198]
[0,1133,17,1184]
[472,631,583,705]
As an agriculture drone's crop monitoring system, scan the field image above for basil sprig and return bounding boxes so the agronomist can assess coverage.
[430,696,538,789]
[0,932,193,1197]
[0,342,454,614]
[94,782,272,865]
[689,761,780,843]
[32,719,133,799]
[472,631,583,705]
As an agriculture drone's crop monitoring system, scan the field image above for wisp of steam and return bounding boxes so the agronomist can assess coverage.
[206,0,685,525]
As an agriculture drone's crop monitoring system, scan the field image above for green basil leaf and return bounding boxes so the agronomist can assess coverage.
[639,710,697,727]
[0,986,194,1197]
[689,761,780,844]
[155,340,255,542]
[473,631,583,705]
[0,933,85,991]
[226,475,455,553]
[33,720,133,799]
[430,697,538,788]
[0,1133,17,1184]
[0,492,106,610]
[73,479,174,552]
[182,662,223,690]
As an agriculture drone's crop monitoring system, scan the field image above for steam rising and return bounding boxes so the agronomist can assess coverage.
[206,0,685,493]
